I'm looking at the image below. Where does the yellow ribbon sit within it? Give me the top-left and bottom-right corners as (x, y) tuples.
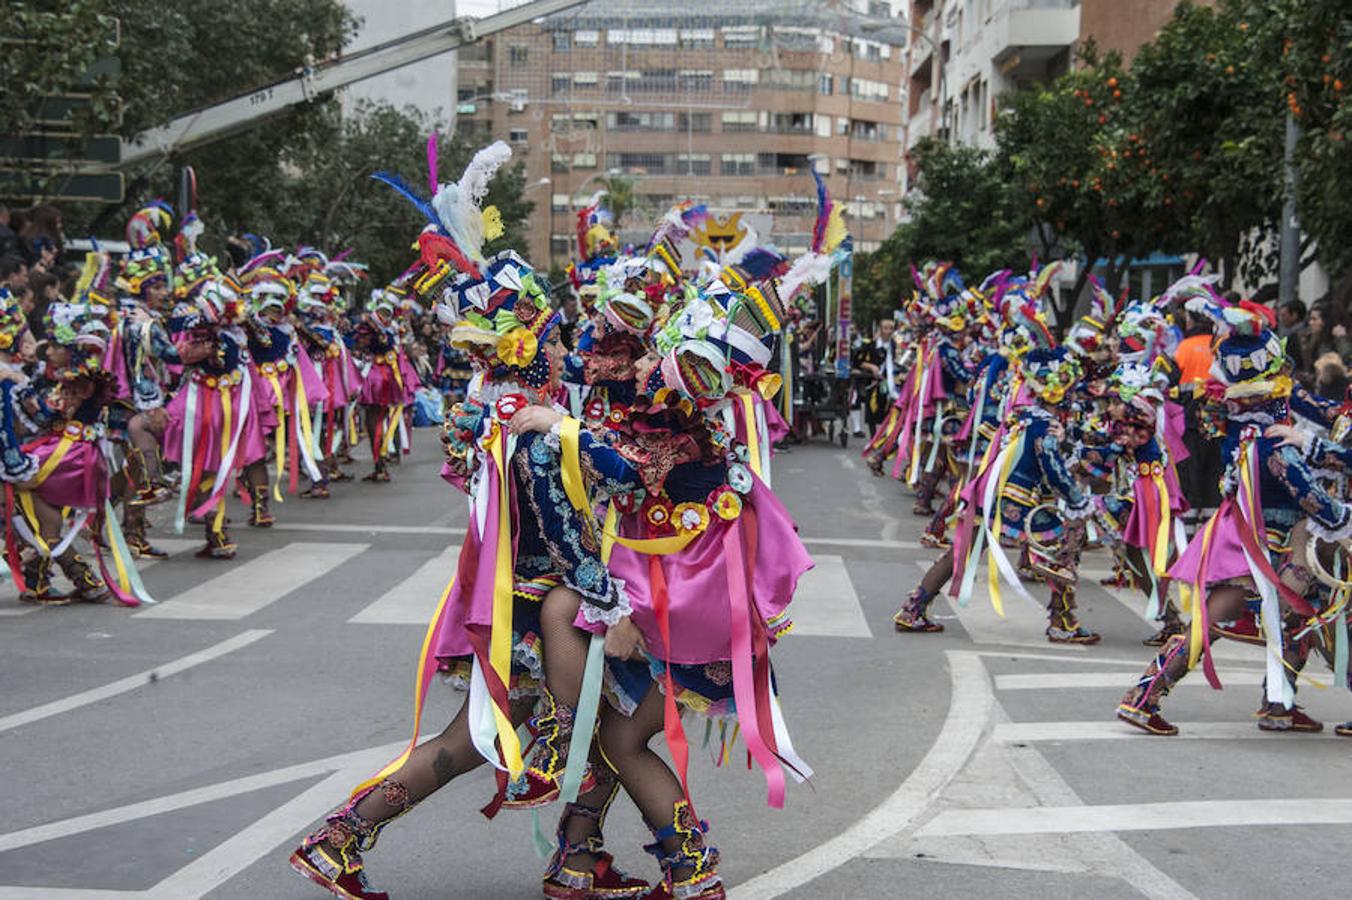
(264, 373), (287, 502)
(294, 370), (318, 468)
(380, 404), (405, 457)
(215, 387), (233, 532)
(1152, 473), (1171, 579)
(985, 441), (1020, 619)
(605, 529), (700, 556)
(737, 390), (763, 480)
(559, 417), (590, 514)
(487, 424), (524, 778)
(17, 433), (79, 555)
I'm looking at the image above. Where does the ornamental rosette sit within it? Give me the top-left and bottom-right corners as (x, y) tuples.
(707, 485), (743, 521)
(497, 328), (538, 368)
(673, 501), (710, 535)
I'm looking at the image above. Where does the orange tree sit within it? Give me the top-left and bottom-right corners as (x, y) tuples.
(1240, 0), (1352, 284)
(995, 44), (1170, 330)
(1128, 0), (1285, 288)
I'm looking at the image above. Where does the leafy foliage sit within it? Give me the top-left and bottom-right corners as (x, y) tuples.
(3, 0), (534, 286)
(854, 138), (1030, 327)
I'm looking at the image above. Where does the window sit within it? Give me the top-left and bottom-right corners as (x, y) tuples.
(767, 112), (813, 134)
(722, 25), (761, 48)
(551, 74), (570, 93)
(574, 30), (600, 48)
(722, 68), (759, 86)
(551, 235), (572, 257)
(678, 69), (714, 91)
(606, 111), (676, 131)
(721, 110), (757, 133)
(816, 115), (833, 138)
(678, 112), (711, 132)
(836, 116), (849, 136)
(819, 74), (833, 96)
(849, 77), (890, 101)
(551, 193), (570, 212)
(721, 153), (756, 176)
(680, 28), (714, 49)
(763, 68), (818, 91)
(551, 152), (598, 172)
(573, 71), (598, 86)
(509, 45), (529, 66)
(509, 128), (529, 143)
(757, 152), (811, 175)
(678, 153), (712, 176)
(608, 28), (677, 46)
(606, 70), (641, 92)
(552, 32), (571, 51)
(606, 152), (671, 174)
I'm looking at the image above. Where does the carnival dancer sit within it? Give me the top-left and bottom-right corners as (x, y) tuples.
(352, 286), (407, 483)
(239, 260), (327, 517)
(295, 265), (365, 493)
(112, 204), (182, 558)
(0, 288), (108, 604)
(164, 250), (271, 560)
(1116, 297), (1352, 735)
(287, 140), (623, 900)
(510, 294), (811, 900)
(897, 290), (1103, 642)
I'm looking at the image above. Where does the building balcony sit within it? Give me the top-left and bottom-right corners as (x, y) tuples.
(906, 106), (932, 150)
(992, 0), (1081, 77)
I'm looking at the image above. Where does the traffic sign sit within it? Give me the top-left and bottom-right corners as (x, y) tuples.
(0, 170), (125, 203)
(0, 134), (121, 165)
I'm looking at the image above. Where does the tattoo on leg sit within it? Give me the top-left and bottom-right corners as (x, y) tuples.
(433, 748), (456, 787)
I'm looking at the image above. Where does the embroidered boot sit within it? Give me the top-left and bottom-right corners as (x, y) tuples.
(1046, 586), (1099, 644)
(639, 802), (724, 900)
(248, 484), (274, 527)
(361, 457), (390, 483)
(18, 554), (71, 605)
(1117, 633), (1188, 735)
(893, 585), (944, 633)
(543, 774), (649, 900)
(56, 550), (111, 603)
(123, 507), (169, 559)
(1256, 702), (1324, 732)
(912, 469), (941, 516)
(127, 447), (172, 507)
(196, 518), (237, 560)
(1142, 599), (1185, 646)
(289, 780), (414, 900)
(504, 689), (596, 810)
(300, 478), (330, 499)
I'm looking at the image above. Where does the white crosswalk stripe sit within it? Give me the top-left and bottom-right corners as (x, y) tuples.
(993, 720), (1344, 743)
(349, 547), (459, 624)
(0, 538), (201, 616)
(135, 542), (368, 620)
(786, 554), (873, 638)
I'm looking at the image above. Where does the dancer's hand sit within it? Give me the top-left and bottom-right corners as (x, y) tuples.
(508, 405), (562, 436)
(604, 616), (647, 661)
(1265, 423), (1310, 450)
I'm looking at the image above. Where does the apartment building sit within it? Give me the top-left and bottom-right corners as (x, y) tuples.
(454, 1), (910, 268)
(903, 0), (1197, 161)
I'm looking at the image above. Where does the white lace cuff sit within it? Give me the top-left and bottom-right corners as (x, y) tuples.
(578, 576), (633, 628)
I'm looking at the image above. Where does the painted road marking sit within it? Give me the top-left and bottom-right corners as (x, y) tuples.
(135, 543), (367, 620)
(0, 739), (411, 900)
(917, 798), (1352, 837)
(785, 555), (873, 638)
(993, 720), (1344, 743)
(349, 547), (459, 625)
(914, 562), (1089, 653)
(994, 669), (1277, 691)
(270, 522), (464, 536)
(0, 630), (271, 734)
(729, 651), (991, 900)
(0, 539), (201, 616)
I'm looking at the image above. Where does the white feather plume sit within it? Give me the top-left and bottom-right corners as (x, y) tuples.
(432, 140), (513, 265)
(778, 252), (833, 301)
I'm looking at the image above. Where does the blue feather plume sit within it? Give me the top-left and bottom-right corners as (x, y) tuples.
(371, 171), (440, 226)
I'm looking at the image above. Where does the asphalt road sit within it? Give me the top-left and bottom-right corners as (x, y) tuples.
(2, 434), (1350, 900)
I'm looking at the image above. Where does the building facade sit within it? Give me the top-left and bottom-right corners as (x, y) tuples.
(455, 1), (910, 268)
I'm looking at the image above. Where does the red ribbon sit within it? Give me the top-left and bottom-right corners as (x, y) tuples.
(5, 485), (26, 593)
(651, 551), (697, 818)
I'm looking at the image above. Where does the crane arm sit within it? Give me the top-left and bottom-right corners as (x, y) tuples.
(119, 0), (583, 168)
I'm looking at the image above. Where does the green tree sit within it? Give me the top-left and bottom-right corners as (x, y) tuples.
(1235, 0), (1352, 284)
(1129, 0), (1285, 287)
(594, 174), (636, 227)
(855, 138), (1030, 327)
